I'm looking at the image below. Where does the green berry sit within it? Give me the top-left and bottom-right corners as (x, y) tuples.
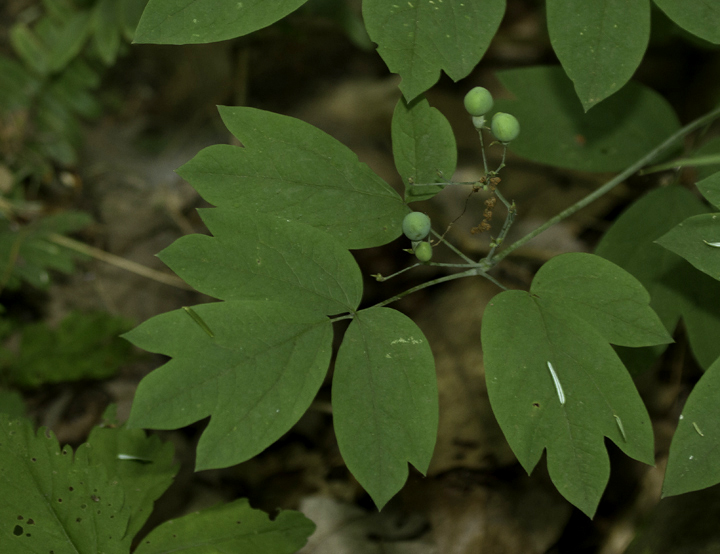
(402, 212), (431, 241)
(471, 115), (485, 129)
(491, 112), (520, 143)
(414, 241), (433, 262)
(464, 87), (494, 117)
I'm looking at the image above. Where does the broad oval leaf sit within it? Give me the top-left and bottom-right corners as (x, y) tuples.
(158, 208), (363, 315)
(177, 106), (408, 250)
(133, 0), (309, 44)
(135, 498), (315, 554)
(362, 0), (505, 101)
(653, 0), (720, 44)
(333, 307), (438, 510)
(656, 214), (720, 281)
(547, 0), (650, 111)
(531, 252), (672, 347)
(494, 66), (680, 172)
(663, 356), (720, 497)
(392, 95), (457, 203)
(482, 291), (654, 517)
(124, 300), (332, 471)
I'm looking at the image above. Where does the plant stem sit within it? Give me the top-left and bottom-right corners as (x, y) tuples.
(491, 104), (720, 265)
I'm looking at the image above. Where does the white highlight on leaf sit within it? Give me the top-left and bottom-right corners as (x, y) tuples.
(703, 240), (720, 247)
(693, 422), (704, 437)
(390, 336), (423, 345)
(613, 414), (627, 441)
(546, 361), (565, 405)
(117, 454), (151, 461)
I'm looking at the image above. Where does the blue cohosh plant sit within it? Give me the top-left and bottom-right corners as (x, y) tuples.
(3, 1), (720, 552)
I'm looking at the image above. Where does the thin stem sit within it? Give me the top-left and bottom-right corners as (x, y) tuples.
(372, 263), (420, 282)
(431, 229), (474, 264)
(48, 233), (192, 290)
(491, 104), (720, 266)
(496, 144), (508, 172)
(410, 180), (479, 187)
(638, 154), (720, 175)
(373, 268), (479, 309)
(484, 200), (516, 264)
(478, 129), (490, 175)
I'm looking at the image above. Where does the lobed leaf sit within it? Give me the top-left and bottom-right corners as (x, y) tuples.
(124, 300), (332, 471)
(531, 253), (672, 347)
(653, 0), (720, 44)
(596, 186), (720, 372)
(177, 106), (407, 250)
(391, 95), (457, 203)
(158, 208), (363, 315)
(134, 498), (314, 554)
(362, 0), (505, 101)
(494, 66), (680, 172)
(662, 356), (720, 497)
(134, 0), (309, 44)
(656, 214), (720, 281)
(333, 307), (438, 510)
(482, 255), (660, 517)
(547, 0), (650, 111)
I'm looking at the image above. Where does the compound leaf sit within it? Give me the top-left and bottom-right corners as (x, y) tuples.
(653, 0), (720, 44)
(333, 307), (438, 510)
(362, 0), (505, 101)
(0, 414), (132, 553)
(531, 253), (672, 347)
(662, 356), (720, 497)
(159, 208), (363, 315)
(482, 258), (657, 517)
(177, 106), (407, 250)
(134, 0), (309, 44)
(135, 498), (314, 554)
(547, 0), (650, 111)
(494, 66), (680, 172)
(124, 300), (332, 471)
(656, 214), (720, 281)
(392, 95), (457, 203)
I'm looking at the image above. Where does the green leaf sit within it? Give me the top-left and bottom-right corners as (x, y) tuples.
(663, 357), (720, 497)
(9, 311), (133, 389)
(43, 11), (93, 73)
(530, 253), (672, 347)
(482, 256), (658, 517)
(362, 0), (505, 101)
(125, 300), (332, 471)
(92, 0), (122, 65)
(333, 307), (438, 510)
(494, 66), (680, 172)
(0, 55), (43, 110)
(0, 389), (26, 418)
(596, 186), (720, 372)
(656, 214), (720, 281)
(120, 0), (149, 41)
(133, 0), (309, 44)
(0, 414), (133, 553)
(158, 208), (363, 315)
(696, 171), (720, 210)
(391, 95), (457, 203)
(177, 106), (407, 249)
(9, 24), (51, 75)
(84, 406), (179, 540)
(134, 498), (315, 554)
(547, 0), (650, 111)
(654, 0), (720, 44)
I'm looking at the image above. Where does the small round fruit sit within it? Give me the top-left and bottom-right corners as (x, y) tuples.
(464, 87), (494, 116)
(471, 115), (485, 129)
(414, 241), (433, 262)
(402, 212), (431, 241)
(491, 112), (520, 142)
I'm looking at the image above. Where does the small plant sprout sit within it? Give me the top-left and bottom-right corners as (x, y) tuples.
(546, 361), (565, 405)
